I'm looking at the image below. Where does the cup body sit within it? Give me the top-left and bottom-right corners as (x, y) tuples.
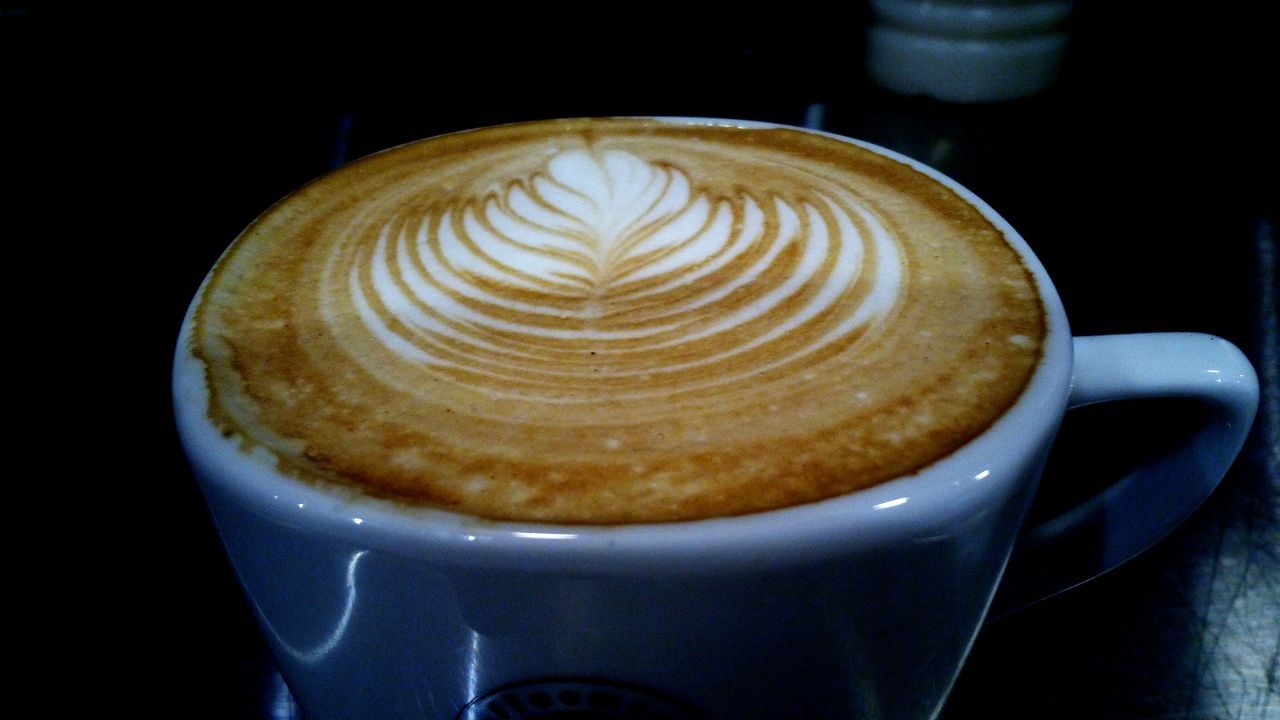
(174, 122), (1074, 720)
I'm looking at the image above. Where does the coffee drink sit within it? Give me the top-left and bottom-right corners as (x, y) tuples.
(189, 118), (1045, 523)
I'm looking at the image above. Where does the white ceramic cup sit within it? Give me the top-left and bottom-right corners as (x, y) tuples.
(173, 120), (1258, 720)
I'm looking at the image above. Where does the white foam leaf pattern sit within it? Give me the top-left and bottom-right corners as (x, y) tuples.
(501, 149), (701, 285)
(346, 149), (902, 402)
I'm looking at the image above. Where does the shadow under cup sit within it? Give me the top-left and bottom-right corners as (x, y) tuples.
(173, 120), (1251, 720)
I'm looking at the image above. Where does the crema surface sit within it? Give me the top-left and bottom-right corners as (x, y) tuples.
(192, 119), (1045, 523)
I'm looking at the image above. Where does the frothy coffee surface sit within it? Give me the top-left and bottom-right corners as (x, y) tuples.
(192, 118), (1044, 523)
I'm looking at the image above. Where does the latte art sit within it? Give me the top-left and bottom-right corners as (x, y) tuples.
(345, 148), (901, 409)
(192, 119), (1045, 523)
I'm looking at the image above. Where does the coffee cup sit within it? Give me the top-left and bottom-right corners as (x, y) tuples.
(173, 117), (1258, 719)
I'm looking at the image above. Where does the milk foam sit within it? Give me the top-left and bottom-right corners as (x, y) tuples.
(347, 149), (901, 402)
(194, 119), (1045, 523)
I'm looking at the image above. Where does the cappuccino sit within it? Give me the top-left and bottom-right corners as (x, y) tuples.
(190, 118), (1044, 523)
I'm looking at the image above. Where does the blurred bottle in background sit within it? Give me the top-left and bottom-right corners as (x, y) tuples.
(867, 0), (1075, 102)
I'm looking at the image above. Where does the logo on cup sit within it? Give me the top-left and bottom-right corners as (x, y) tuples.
(457, 678), (706, 719)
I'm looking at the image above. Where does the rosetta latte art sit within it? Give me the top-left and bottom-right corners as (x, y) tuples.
(194, 119), (1045, 522)
(343, 148), (901, 405)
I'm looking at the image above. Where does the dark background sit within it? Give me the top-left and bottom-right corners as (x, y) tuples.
(12, 3), (1276, 717)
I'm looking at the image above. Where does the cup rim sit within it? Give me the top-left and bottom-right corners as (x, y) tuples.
(173, 116), (1074, 573)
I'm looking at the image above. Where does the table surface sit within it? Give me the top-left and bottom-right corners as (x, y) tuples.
(18, 5), (1276, 718)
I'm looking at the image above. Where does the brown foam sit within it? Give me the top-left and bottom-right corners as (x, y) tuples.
(192, 118), (1045, 523)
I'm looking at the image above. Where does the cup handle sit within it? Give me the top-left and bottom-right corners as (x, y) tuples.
(989, 333), (1259, 618)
